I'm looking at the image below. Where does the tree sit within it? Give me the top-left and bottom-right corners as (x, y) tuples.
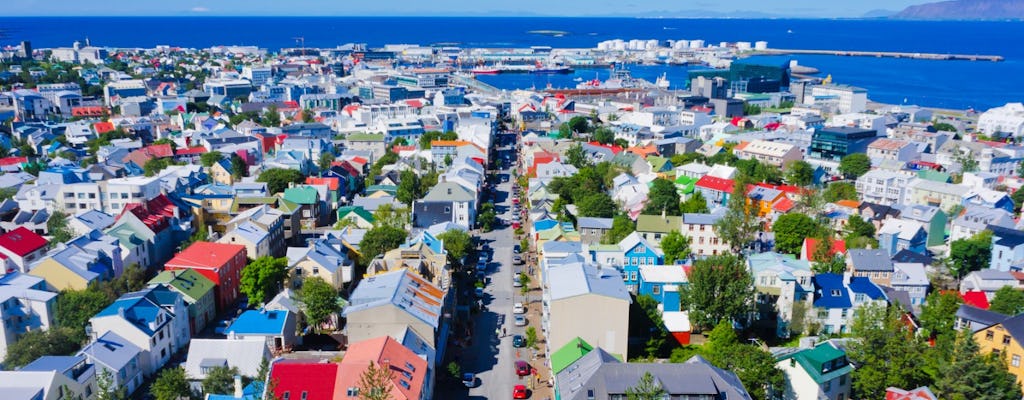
(359, 225), (408, 264)
(661, 231), (690, 264)
(3, 327), (81, 369)
(593, 126), (615, 144)
(845, 215), (876, 240)
(847, 304), (929, 399)
(822, 181), (858, 203)
(603, 214), (635, 244)
(525, 326), (538, 349)
(933, 330), (1023, 400)
(715, 181), (759, 252)
(200, 151), (223, 167)
(143, 157), (172, 177)
(698, 321), (785, 400)
(568, 116), (590, 134)
(478, 208), (497, 232)
(679, 192), (710, 214)
(47, 210), (75, 244)
(784, 160), (815, 186)
(990, 286), (1024, 316)
(437, 229), (473, 268)
(151, 367), (194, 400)
(239, 257), (289, 306)
(256, 168), (305, 194)
(558, 123), (572, 139)
(566, 143), (589, 168)
(949, 230), (993, 279)
(576, 192), (617, 218)
(56, 288), (112, 341)
(201, 366), (240, 395)
(298, 277), (340, 333)
(371, 204), (410, 230)
(838, 153), (871, 179)
(357, 360), (394, 400)
(642, 178), (681, 216)
(919, 291), (964, 338)
(96, 367), (127, 400)
(261, 105), (281, 127)
(625, 371), (667, 400)
(396, 170), (420, 205)
(230, 153), (247, 179)
(933, 122), (957, 132)
(680, 255), (754, 330)
(318, 152), (335, 172)
(772, 213), (819, 255)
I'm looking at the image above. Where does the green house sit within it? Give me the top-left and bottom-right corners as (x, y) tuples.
(148, 269), (216, 334)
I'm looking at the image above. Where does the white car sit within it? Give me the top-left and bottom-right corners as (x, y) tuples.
(513, 302), (526, 314)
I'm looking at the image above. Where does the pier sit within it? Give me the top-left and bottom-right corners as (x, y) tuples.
(753, 48), (1003, 62)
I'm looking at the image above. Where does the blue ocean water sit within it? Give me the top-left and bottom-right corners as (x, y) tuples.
(1, 17), (1022, 109)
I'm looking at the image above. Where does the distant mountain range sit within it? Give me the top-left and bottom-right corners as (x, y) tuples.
(893, 0), (1024, 19)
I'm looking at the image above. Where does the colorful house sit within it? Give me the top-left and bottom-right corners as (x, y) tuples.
(270, 361), (338, 400)
(336, 336), (431, 400)
(637, 265), (688, 312)
(974, 313), (1024, 389)
(0, 226), (49, 273)
(226, 309), (298, 353)
(695, 175), (734, 208)
(617, 232), (664, 292)
(164, 241), (247, 312)
(89, 285), (190, 377)
(336, 205), (375, 229)
(148, 269), (216, 335)
(775, 342), (853, 400)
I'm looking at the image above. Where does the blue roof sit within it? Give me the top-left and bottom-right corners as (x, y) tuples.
(206, 382), (263, 400)
(533, 218), (559, 232)
(227, 310), (289, 335)
(991, 225), (1024, 248)
(812, 273), (851, 309)
(848, 276), (886, 300)
(402, 230), (444, 255)
(21, 355), (86, 373)
(93, 285), (179, 336)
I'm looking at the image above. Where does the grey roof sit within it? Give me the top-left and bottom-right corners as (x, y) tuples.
(956, 304), (1007, 332)
(183, 338), (270, 379)
(897, 204), (942, 223)
(683, 212), (724, 225)
(421, 181), (475, 202)
(541, 240), (584, 255)
(954, 206), (1015, 232)
(577, 217), (613, 230)
(73, 210), (116, 232)
(560, 352), (752, 400)
(848, 249), (894, 272)
(972, 268), (1016, 281)
(547, 263), (631, 302)
(343, 269), (443, 329)
(556, 347), (622, 400)
(78, 331), (142, 372)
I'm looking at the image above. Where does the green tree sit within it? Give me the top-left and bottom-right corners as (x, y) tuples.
(784, 160), (815, 186)
(525, 326), (539, 349)
(239, 256), (289, 306)
(838, 153), (872, 179)
(230, 153), (247, 179)
(603, 214), (635, 244)
(437, 229), (473, 268)
(933, 330), (1023, 400)
(822, 181), (858, 203)
(318, 152), (335, 171)
(734, 158), (782, 184)
(575, 192), (617, 218)
(256, 168), (305, 194)
(661, 231), (690, 264)
(358, 360), (394, 400)
(151, 367), (195, 400)
(919, 291), (964, 338)
(261, 105), (281, 127)
(568, 116), (590, 134)
(990, 286), (1024, 316)
(625, 371), (667, 400)
(680, 255), (754, 330)
(593, 126), (615, 144)
(201, 366), (240, 395)
(359, 225), (408, 263)
(371, 204), (410, 230)
(698, 321), (785, 400)
(47, 210), (75, 244)
(3, 327), (81, 369)
(715, 181), (759, 252)
(0, 187), (18, 201)
(845, 215), (876, 240)
(369, 152), (398, 178)
(96, 367), (127, 400)
(566, 143), (589, 168)
(558, 123), (572, 139)
(847, 304), (929, 399)
(446, 361), (461, 379)
(200, 151), (223, 167)
(679, 192), (710, 214)
(143, 157), (172, 177)
(395, 170), (420, 206)
(56, 288), (111, 342)
(772, 213), (819, 255)
(933, 122), (957, 132)
(949, 230), (993, 279)
(642, 178), (681, 216)
(298, 277), (340, 334)
(478, 208), (497, 232)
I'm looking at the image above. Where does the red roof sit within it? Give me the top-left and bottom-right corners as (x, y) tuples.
(755, 182), (804, 196)
(802, 238), (847, 261)
(0, 227), (48, 256)
(695, 175), (735, 193)
(166, 241), (246, 270)
(174, 146), (208, 156)
(772, 197), (795, 212)
(271, 362), (338, 400)
(336, 336), (428, 400)
(885, 387), (937, 400)
(961, 290), (990, 309)
(72, 106), (106, 117)
(587, 141), (623, 154)
(118, 194), (178, 234)
(0, 156), (28, 166)
(93, 122), (115, 134)
(306, 176), (340, 191)
(392, 145), (416, 153)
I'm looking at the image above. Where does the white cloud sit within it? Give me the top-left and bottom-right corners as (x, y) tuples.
(190, 6), (210, 12)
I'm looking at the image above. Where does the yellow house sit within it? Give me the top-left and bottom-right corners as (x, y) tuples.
(288, 239), (355, 290)
(29, 257), (97, 291)
(974, 315), (1024, 388)
(210, 159), (235, 185)
(365, 232), (450, 289)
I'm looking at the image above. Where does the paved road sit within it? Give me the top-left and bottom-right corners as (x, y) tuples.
(464, 153), (530, 399)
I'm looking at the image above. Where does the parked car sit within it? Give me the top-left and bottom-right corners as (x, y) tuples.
(462, 373), (477, 388)
(513, 255), (523, 265)
(474, 287), (485, 298)
(515, 360), (531, 376)
(512, 334), (525, 348)
(513, 302), (526, 314)
(514, 315), (527, 326)
(513, 244), (520, 254)
(513, 385), (528, 399)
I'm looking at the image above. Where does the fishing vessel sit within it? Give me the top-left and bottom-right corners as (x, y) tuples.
(530, 60), (573, 74)
(471, 66), (501, 75)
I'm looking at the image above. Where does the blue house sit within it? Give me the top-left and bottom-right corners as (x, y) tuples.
(618, 232), (665, 292)
(812, 273), (887, 335)
(877, 218), (928, 257)
(964, 190), (1015, 213)
(638, 265), (688, 312)
(989, 224), (1024, 271)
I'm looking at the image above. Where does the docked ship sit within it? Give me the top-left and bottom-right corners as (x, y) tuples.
(471, 66), (501, 75)
(576, 65), (651, 89)
(530, 60), (573, 74)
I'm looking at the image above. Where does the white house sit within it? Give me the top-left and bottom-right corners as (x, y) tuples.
(775, 342), (853, 400)
(0, 273), (57, 360)
(88, 285), (190, 377)
(978, 102), (1024, 138)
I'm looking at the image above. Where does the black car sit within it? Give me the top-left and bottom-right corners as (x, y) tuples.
(513, 334), (525, 348)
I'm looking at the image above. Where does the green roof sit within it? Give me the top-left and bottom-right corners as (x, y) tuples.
(636, 214), (683, 233)
(588, 244), (621, 252)
(231, 197), (300, 214)
(917, 169), (951, 183)
(647, 156), (670, 172)
(365, 185), (398, 195)
(551, 337), (593, 375)
(283, 186), (320, 205)
(338, 206), (374, 222)
(148, 269), (215, 302)
(777, 343), (852, 384)
(345, 133), (386, 142)
(674, 175), (697, 195)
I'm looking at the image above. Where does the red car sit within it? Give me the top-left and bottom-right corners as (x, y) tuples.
(513, 384), (529, 399)
(515, 360), (531, 376)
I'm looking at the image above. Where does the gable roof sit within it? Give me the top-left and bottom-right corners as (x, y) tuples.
(147, 269), (215, 302)
(270, 361), (338, 400)
(547, 263), (631, 302)
(636, 214), (682, 234)
(77, 331), (142, 372)
(336, 336), (428, 400)
(184, 338), (269, 379)
(552, 337), (594, 375)
(776, 343), (851, 384)
(92, 285), (180, 336)
(0, 227), (48, 256)
(695, 175), (734, 192)
(165, 241), (246, 270)
(848, 249), (894, 272)
(343, 269), (444, 329)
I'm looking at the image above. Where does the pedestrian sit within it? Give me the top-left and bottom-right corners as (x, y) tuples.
(503, 327), (507, 337)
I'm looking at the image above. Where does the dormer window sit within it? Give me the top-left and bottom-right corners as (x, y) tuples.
(830, 289), (842, 297)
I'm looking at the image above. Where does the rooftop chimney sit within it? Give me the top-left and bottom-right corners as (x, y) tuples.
(233, 375), (243, 398)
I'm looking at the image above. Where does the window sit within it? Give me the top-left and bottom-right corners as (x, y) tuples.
(1014, 355), (1021, 367)
(823, 380), (832, 392)
(587, 389), (595, 400)
(839, 374), (846, 386)
(283, 392), (290, 400)
(841, 309), (848, 318)
(987, 331), (995, 341)
(1004, 335), (1012, 345)
(818, 309), (829, 319)
(444, 207), (451, 213)
(301, 391), (308, 400)
(647, 257), (654, 265)
(830, 289), (842, 297)
(652, 285), (661, 295)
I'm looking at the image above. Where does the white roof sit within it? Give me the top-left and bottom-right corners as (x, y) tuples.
(638, 265), (688, 284)
(183, 338), (270, 380)
(662, 311), (691, 332)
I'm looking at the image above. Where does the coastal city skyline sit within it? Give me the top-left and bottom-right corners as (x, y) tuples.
(4, 0), (927, 18)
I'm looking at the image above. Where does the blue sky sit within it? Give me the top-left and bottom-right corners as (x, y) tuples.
(4, 0), (925, 17)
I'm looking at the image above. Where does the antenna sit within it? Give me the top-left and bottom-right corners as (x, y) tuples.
(292, 37), (306, 57)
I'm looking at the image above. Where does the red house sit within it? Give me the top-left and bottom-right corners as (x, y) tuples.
(271, 361), (338, 400)
(164, 241), (247, 311)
